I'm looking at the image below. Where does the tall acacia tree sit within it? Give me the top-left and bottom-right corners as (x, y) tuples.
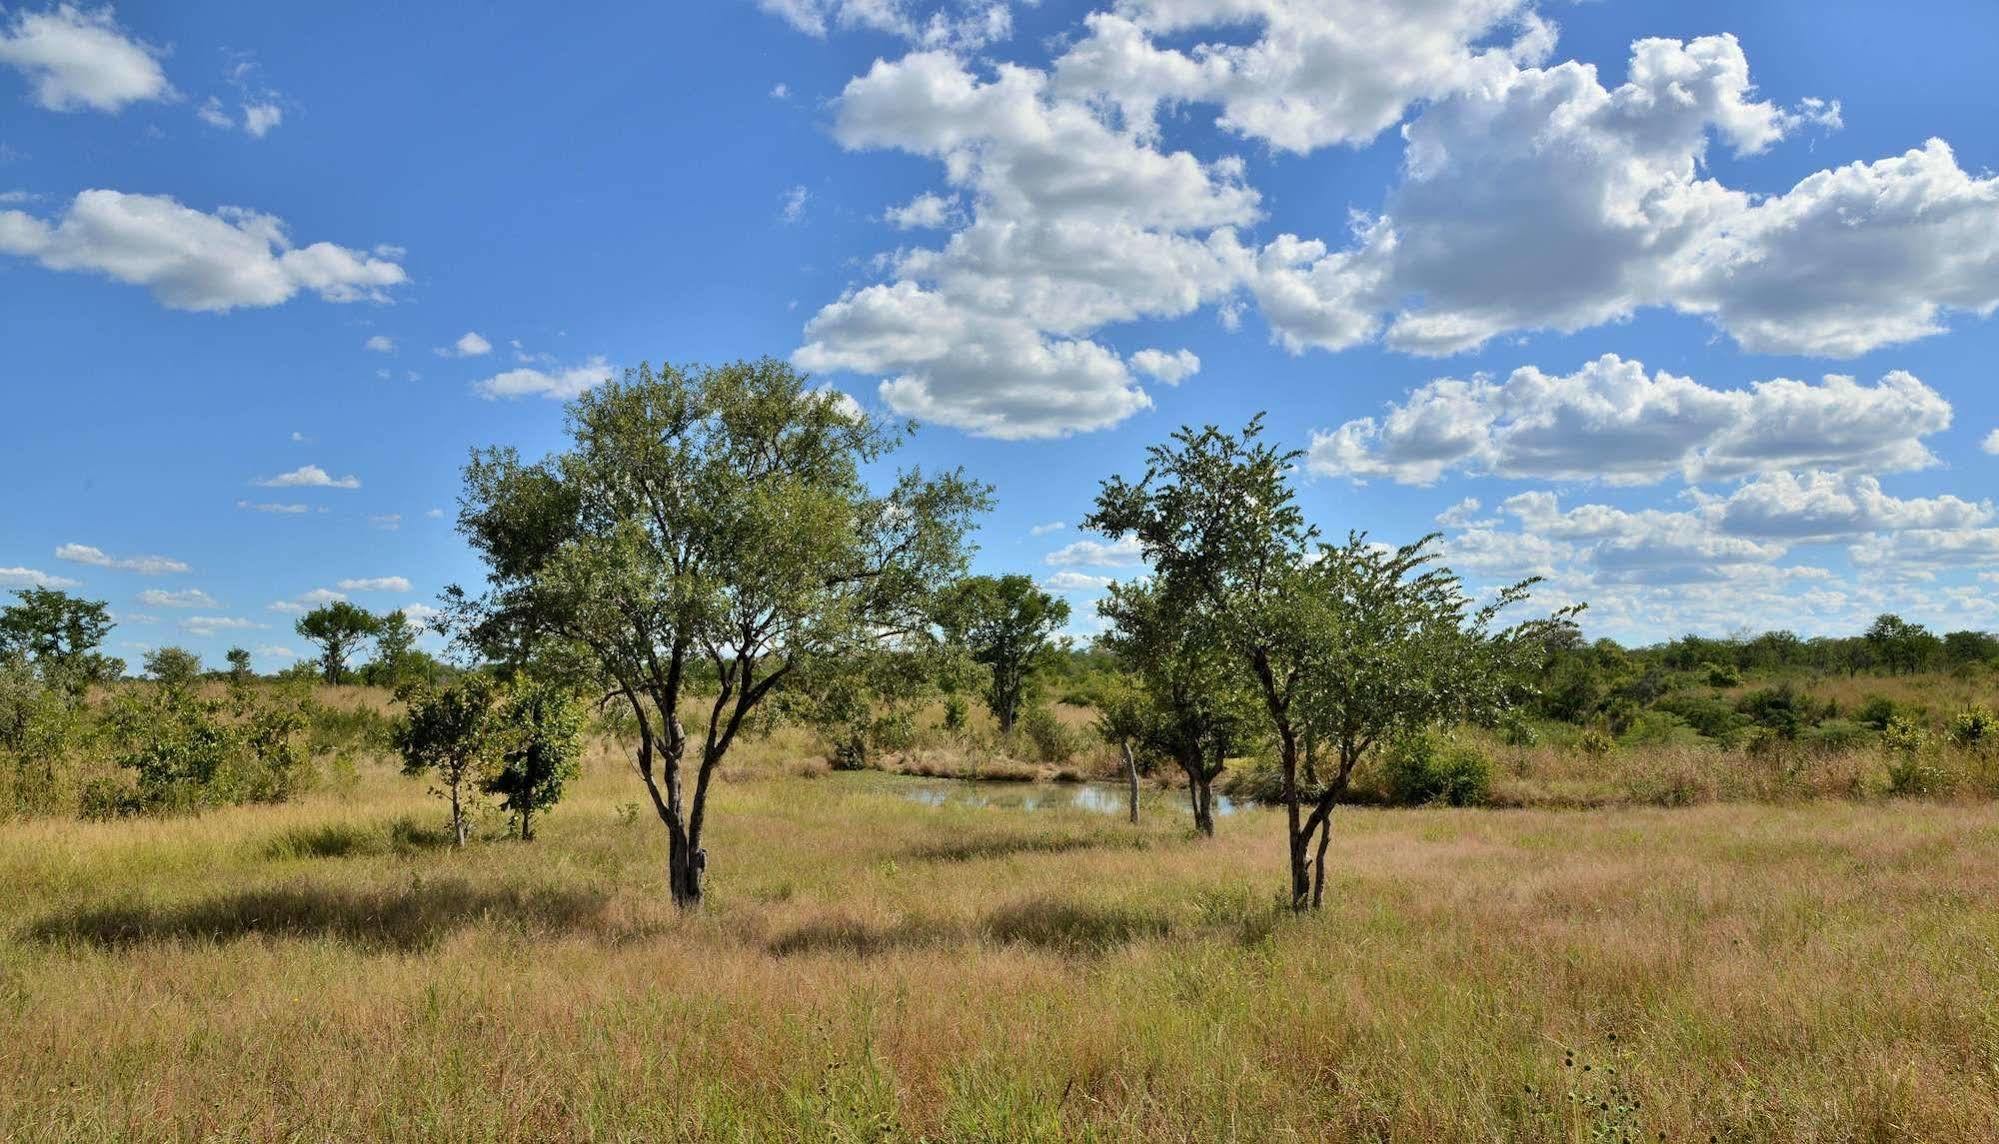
(295, 601), (381, 684)
(451, 358), (987, 907)
(936, 573), (1069, 735)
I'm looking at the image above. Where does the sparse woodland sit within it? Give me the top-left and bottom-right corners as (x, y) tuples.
(3, 361), (1998, 1139)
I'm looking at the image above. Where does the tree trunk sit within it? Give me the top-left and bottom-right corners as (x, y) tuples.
(520, 802), (534, 842)
(668, 828), (705, 907)
(1184, 762), (1214, 837)
(449, 781), (466, 848)
(1310, 808), (1333, 908)
(1121, 740), (1139, 824)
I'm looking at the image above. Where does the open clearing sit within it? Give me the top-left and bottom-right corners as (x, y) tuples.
(4, 756), (1997, 1141)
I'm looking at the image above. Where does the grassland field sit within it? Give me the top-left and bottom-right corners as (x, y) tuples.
(5, 683), (1999, 1143)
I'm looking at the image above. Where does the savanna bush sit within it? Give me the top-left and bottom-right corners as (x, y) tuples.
(1382, 734), (1491, 806)
(1947, 705), (1995, 752)
(1017, 706), (1083, 763)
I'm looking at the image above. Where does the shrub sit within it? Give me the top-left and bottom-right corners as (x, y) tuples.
(1882, 716), (1946, 796)
(1017, 706), (1082, 764)
(1655, 693), (1749, 743)
(1735, 684), (1816, 740)
(1577, 727), (1614, 760)
(1947, 705), (1996, 752)
(1801, 718), (1870, 754)
(1856, 696), (1899, 731)
(1704, 662), (1741, 688)
(1382, 734), (1491, 807)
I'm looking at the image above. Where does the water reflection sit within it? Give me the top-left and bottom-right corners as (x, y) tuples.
(889, 777), (1244, 817)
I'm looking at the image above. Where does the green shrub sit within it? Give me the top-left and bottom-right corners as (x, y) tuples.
(1704, 662), (1741, 688)
(1947, 705), (1996, 751)
(1856, 696), (1898, 730)
(1576, 727), (1614, 760)
(1017, 706), (1082, 764)
(1619, 709), (1703, 748)
(1882, 717), (1945, 796)
(1655, 693), (1749, 743)
(1801, 718), (1870, 754)
(1382, 734), (1491, 807)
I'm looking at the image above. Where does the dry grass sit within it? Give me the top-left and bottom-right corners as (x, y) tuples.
(4, 736), (1999, 1142)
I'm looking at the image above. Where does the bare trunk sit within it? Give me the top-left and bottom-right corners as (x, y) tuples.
(1310, 808), (1332, 908)
(1121, 740), (1139, 824)
(668, 827), (705, 907)
(1184, 760), (1214, 837)
(449, 781), (466, 848)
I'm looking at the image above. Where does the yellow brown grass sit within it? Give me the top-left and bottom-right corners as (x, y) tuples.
(3, 744), (1998, 1140)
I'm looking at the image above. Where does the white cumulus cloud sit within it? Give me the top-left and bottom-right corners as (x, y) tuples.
(0, 4), (170, 113)
(55, 543), (188, 575)
(254, 464), (360, 489)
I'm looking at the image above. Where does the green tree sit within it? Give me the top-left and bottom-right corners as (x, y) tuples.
(225, 646), (254, 684)
(0, 588), (122, 691)
(482, 679), (584, 840)
(1090, 676), (1150, 824)
(1285, 534), (1575, 907)
(1865, 613), (1937, 676)
(366, 609), (421, 689)
(142, 646), (203, 694)
(450, 358), (987, 906)
(393, 676), (496, 847)
(295, 601), (382, 684)
(936, 573), (1070, 735)
(1089, 417), (1573, 908)
(1096, 578), (1259, 835)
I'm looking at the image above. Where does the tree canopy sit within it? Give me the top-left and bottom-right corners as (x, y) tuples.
(450, 357), (989, 905)
(936, 573), (1070, 735)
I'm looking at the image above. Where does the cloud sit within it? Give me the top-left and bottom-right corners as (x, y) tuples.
(757, 0), (1012, 50)
(336, 576), (410, 592)
(235, 499), (308, 514)
(1045, 535), (1144, 567)
(473, 355), (613, 400)
(55, 542), (188, 575)
(252, 644), (296, 660)
(1050, 0), (1549, 153)
(241, 102), (281, 137)
(424, 507), (445, 519)
(0, 566), (79, 589)
(770, 82), (790, 100)
(254, 464), (360, 489)
(794, 48), (1260, 438)
(1984, 429), (1999, 456)
(1309, 355), (1952, 486)
(181, 615), (263, 637)
(1130, 347), (1199, 385)
(1029, 521), (1066, 536)
(437, 330), (491, 357)
(364, 334), (395, 353)
(267, 588), (344, 615)
(0, 190), (406, 311)
(0, 4), (170, 113)
(368, 514), (401, 531)
(779, 184), (809, 224)
(1040, 570), (1114, 592)
(884, 192), (955, 230)
(137, 587), (219, 609)
(1248, 38), (1999, 359)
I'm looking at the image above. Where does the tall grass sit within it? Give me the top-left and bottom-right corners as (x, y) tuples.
(2, 744), (1997, 1140)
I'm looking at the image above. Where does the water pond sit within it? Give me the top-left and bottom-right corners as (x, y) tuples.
(872, 774), (1250, 817)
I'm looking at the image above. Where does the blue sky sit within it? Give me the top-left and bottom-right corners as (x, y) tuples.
(2, 0), (1997, 669)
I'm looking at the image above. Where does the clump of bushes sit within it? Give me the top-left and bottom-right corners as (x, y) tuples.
(1948, 705), (1995, 753)
(1381, 734), (1491, 807)
(1016, 706), (1084, 764)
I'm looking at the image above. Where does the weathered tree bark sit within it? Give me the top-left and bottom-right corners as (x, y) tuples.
(1120, 739), (1140, 824)
(449, 780), (467, 848)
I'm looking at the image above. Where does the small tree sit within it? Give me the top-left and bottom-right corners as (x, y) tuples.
(936, 574), (1070, 735)
(451, 358), (988, 906)
(143, 646), (203, 694)
(1090, 675), (1151, 824)
(296, 601), (382, 684)
(393, 677), (496, 846)
(366, 609), (421, 689)
(1285, 534), (1576, 907)
(225, 646), (254, 684)
(1865, 613), (1938, 675)
(483, 679), (583, 840)
(1096, 578), (1260, 835)
(0, 588), (122, 692)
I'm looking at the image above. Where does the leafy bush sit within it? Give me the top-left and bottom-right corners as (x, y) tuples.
(1576, 727), (1614, 760)
(1017, 705), (1082, 764)
(1882, 716), (1946, 796)
(1947, 705), (1996, 752)
(1704, 662), (1742, 688)
(1856, 696), (1899, 731)
(1382, 734), (1491, 807)
(1619, 709), (1704, 748)
(1655, 693), (1749, 743)
(1800, 719), (1870, 754)
(1735, 684), (1819, 740)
